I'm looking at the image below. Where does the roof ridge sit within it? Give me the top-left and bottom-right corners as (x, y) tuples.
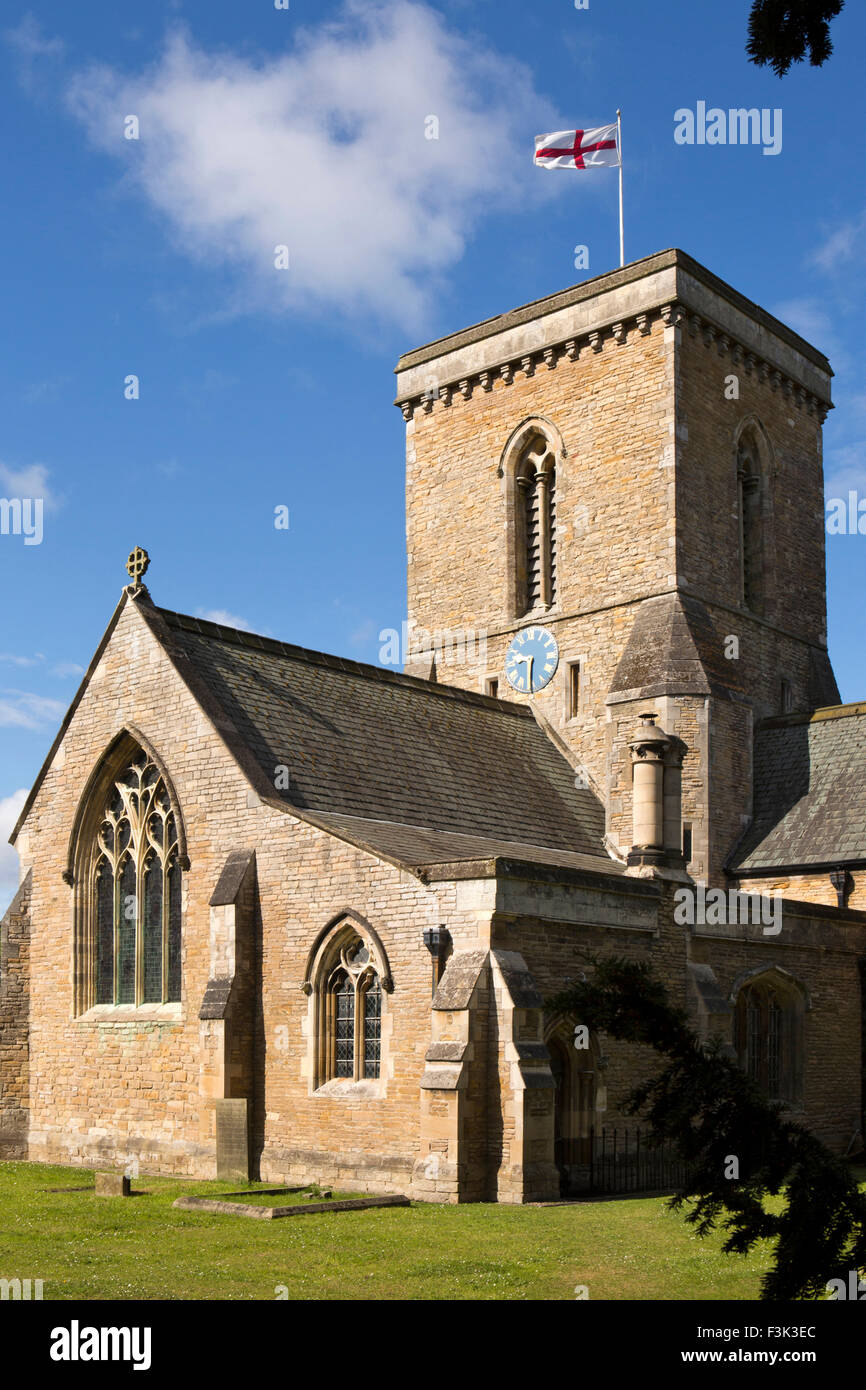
(152, 605), (532, 717)
(759, 700), (866, 730)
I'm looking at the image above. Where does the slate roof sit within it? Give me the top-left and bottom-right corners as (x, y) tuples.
(608, 592), (743, 702)
(134, 601), (618, 877)
(730, 703), (866, 872)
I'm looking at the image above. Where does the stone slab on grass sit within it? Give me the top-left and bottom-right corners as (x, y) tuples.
(173, 1193), (410, 1220)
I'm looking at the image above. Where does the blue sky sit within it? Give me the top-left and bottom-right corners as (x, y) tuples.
(2, 0), (865, 906)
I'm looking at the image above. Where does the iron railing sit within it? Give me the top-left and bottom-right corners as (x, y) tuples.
(587, 1126), (692, 1194)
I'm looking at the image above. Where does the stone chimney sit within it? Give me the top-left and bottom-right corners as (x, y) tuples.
(627, 712), (687, 869)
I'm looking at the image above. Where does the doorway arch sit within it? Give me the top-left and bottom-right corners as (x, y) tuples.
(546, 1019), (604, 1193)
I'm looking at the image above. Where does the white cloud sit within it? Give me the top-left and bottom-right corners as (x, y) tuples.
(0, 653), (83, 678)
(824, 441), (866, 497)
(5, 13), (64, 60)
(0, 690), (67, 729)
(0, 653), (40, 668)
(64, 4), (558, 332)
(813, 211), (866, 275)
(772, 297), (853, 375)
(0, 461), (59, 510)
(196, 608), (255, 632)
(0, 788), (28, 915)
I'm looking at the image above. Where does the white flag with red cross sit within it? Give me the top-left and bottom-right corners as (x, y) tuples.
(534, 123), (620, 170)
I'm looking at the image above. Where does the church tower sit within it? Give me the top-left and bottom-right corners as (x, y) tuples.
(395, 249), (838, 883)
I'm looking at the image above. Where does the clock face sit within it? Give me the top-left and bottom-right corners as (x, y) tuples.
(504, 626), (559, 694)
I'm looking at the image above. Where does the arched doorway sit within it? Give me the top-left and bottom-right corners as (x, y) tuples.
(548, 1026), (600, 1194)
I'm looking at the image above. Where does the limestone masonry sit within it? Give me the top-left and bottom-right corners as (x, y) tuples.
(3, 249), (865, 1201)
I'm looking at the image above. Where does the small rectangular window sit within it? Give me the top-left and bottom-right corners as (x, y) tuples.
(780, 679), (793, 714)
(568, 662), (581, 719)
(485, 677), (499, 698)
(682, 823), (692, 863)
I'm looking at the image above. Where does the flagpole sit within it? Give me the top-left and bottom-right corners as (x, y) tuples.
(616, 108), (624, 267)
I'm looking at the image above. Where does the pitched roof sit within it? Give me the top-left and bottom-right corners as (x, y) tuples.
(129, 601), (617, 877)
(607, 592), (744, 703)
(730, 703), (866, 873)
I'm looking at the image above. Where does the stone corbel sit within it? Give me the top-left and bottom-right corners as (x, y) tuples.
(612, 321), (626, 346)
(520, 355), (535, 378)
(400, 401), (414, 422)
(438, 385), (452, 408)
(458, 379), (472, 400)
(636, 313), (651, 336)
(500, 362), (514, 385)
(479, 370), (493, 392)
(564, 339), (579, 361)
(588, 331), (602, 353)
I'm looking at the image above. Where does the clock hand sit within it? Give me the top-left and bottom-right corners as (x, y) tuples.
(512, 654), (531, 689)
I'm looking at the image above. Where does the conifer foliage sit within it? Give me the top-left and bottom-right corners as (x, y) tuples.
(547, 955), (866, 1300)
(747, 1), (845, 77)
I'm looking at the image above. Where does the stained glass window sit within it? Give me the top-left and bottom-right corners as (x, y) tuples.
(89, 753), (182, 1007)
(95, 861), (115, 1005)
(335, 974), (355, 1078)
(324, 938), (384, 1084)
(143, 858), (163, 1003)
(117, 857), (136, 1004)
(363, 977), (382, 1079)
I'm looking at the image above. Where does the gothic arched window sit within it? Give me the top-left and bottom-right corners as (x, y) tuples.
(89, 752), (183, 1007)
(734, 974), (804, 1105)
(323, 939), (382, 1083)
(737, 434), (764, 614)
(515, 435), (557, 617)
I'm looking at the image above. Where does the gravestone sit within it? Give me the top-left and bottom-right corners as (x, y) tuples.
(95, 1171), (131, 1197)
(214, 1098), (250, 1181)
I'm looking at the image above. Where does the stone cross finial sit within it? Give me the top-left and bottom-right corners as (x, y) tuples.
(125, 545), (150, 590)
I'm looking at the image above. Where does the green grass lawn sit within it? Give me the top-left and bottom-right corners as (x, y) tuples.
(0, 1160), (782, 1300)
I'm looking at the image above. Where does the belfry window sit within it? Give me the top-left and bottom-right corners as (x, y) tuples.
(324, 940), (382, 1082)
(515, 436), (556, 616)
(90, 753), (182, 1006)
(737, 438), (764, 613)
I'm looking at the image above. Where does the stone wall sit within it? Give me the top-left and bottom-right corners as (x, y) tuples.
(0, 870), (31, 1158)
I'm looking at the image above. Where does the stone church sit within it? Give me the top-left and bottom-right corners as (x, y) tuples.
(2, 248), (866, 1202)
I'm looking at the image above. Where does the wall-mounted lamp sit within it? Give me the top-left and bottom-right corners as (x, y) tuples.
(422, 926), (451, 998)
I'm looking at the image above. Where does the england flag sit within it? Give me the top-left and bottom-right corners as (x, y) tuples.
(534, 124), (620, 170)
